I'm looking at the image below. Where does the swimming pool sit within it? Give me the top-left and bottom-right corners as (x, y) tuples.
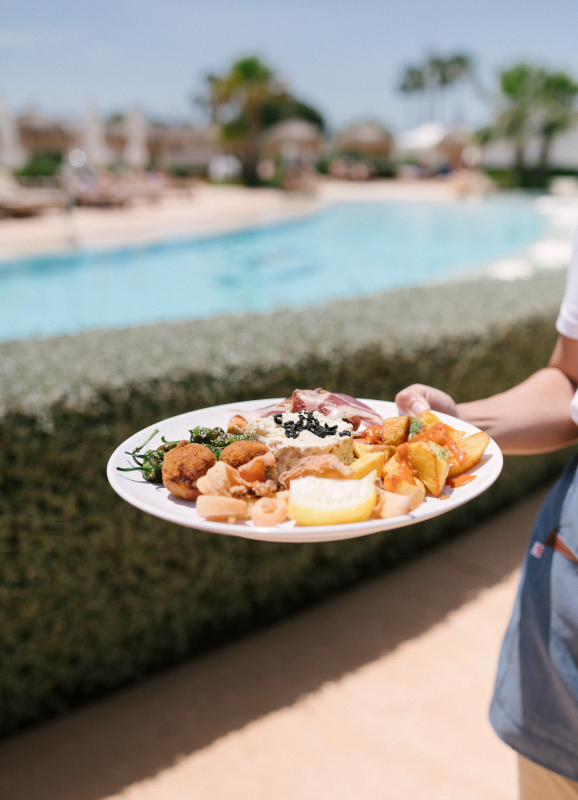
(0, 195), (545, 342)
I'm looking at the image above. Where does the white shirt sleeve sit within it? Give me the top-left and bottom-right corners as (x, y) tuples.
(555, 226), (578, 425)
(556, 226), (578, 339)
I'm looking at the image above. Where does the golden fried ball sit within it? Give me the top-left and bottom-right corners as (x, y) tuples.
(220, 439), (270, 469)
(162, 441), (216, 500)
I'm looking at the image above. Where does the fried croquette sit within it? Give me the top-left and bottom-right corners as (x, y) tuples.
(220, 439), (270, 469)
(162, 441), (216, 500)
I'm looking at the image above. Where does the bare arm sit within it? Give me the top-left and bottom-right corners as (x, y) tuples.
(395, 335), (578, 456)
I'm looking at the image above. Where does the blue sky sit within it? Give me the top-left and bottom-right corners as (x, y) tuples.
(0, 0), (575, 132)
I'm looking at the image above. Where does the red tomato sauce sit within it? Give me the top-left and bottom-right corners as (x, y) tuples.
(364, 425), (384, 444)
(412, 423), (469, 472)
(447, 474), (476, 488)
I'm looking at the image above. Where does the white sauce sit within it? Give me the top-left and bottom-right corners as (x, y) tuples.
(247, 411), (355, 474)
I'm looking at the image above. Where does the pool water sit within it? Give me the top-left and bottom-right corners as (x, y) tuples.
(0, 196), (545, 342)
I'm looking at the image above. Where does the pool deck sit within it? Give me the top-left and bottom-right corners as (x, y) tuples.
(0, 488), (549, 800)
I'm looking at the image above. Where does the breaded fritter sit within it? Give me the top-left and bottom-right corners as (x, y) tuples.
(220, 439), (270, 469)
(162, 441), (216, 500)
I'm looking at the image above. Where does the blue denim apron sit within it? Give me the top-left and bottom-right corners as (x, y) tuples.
(490, 455), (578, 780)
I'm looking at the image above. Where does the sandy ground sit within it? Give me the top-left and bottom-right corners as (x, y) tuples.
(0, 488), (549, 800)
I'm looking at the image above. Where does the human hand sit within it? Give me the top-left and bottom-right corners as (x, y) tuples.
(395, 384), (459, 418)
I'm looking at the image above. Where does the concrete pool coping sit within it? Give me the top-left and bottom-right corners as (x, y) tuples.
(0, 486), (549, 800)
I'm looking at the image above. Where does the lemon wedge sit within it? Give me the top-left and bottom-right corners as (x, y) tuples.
(288, 471), (377, 526)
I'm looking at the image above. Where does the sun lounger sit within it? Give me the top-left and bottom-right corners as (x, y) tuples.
(0, 170), (66, 217)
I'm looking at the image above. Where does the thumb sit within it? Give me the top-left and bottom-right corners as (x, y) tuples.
(395, 385), (432, 416)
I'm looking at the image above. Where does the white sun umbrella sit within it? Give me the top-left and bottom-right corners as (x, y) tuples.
(0, 99), (26, 170)
(81, 106), (113, 167)
(122, 108), (149, 169)
(396, 121), (447, 154)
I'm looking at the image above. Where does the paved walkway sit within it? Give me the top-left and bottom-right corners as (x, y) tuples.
(0, 489), (547, 800)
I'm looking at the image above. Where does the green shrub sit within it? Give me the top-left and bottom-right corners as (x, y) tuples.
(485, 166), (578, 190)
(0, 270), (573, 735)
(15, 152), (62, 179)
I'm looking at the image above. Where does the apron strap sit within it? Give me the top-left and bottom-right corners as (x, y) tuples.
(545, 529), (578, 564)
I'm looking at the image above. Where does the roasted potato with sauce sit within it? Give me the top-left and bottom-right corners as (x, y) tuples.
(447, 432), (490, 478)
(349, 451), (386, 480)
(381, 458), (426, 507)
(381, 415), (410, 446)
(411, 410), (465, 443)
(382, 455), (415, 485)
(404, 440), (450, 497)
(353, 440), (396, 461)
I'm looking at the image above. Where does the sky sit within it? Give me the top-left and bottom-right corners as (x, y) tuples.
(0, 0), (577, 133)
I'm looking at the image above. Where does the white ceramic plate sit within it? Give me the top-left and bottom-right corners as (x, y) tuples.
(107, 398), (503, 544)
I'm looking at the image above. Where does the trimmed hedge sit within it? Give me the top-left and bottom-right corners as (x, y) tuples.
(0, 269), (575, 736)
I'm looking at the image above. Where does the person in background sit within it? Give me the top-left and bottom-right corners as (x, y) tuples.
(395, 227), (578, 800)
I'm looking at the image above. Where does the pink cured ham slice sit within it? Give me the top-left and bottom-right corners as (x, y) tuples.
(229, 388), (383, 434)
(291, 389), (384, 432)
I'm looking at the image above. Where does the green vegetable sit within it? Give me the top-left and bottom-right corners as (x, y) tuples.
(117, 425), (254, 482)
(430, 442), (449, 461)
(408, 418), (425, 439)
(188, 426), (253, 458)
(116, 429), (180, 483)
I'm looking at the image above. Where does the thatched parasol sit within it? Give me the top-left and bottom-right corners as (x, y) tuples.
(334, 122), (392, 157)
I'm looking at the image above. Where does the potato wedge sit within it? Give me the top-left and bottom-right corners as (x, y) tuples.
(447, 432), (490, 478)
(417, 410), (442, 428)
(383, 453), (407, 478)
(381, 416), (410, 446)
(353, 440), (396, 461)
(416, 410), (465, 442)
(405, 440), (450, 497)
(349, 451), (386, 480)
(382, 456), (416, 485)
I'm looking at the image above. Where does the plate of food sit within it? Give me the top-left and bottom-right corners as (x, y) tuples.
(107, 388), (503, 544)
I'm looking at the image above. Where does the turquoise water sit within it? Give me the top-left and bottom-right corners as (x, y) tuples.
(0, 196), (544, 342)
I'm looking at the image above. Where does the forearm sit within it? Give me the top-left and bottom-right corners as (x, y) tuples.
(457, 367), (578, 455)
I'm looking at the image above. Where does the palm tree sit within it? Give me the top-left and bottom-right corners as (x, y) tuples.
(445, 54), (473, 84)
(200, 56), (325, 186)
(398, 65), (427, 126)
(203, 57), (277, 186)
(398, 53), (473, 125)
(442, 54), (474, 123)
(481, 62), (578, 182)
(536, 71), (578, 174)
(480, 62), (544, 179)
